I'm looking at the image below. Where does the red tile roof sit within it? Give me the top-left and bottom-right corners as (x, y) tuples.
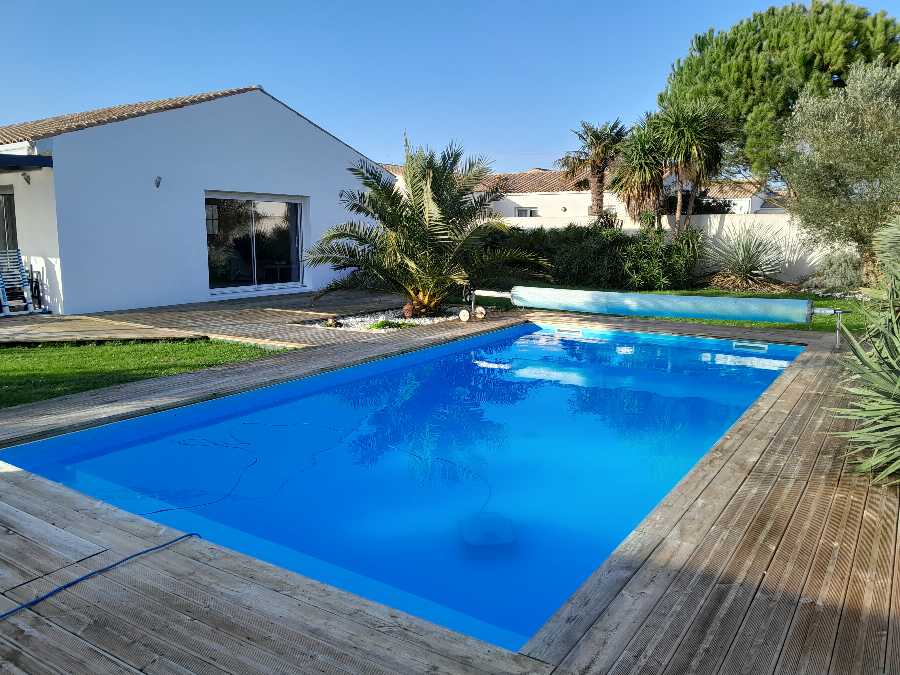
(703, 180), (764, 199)
(381, 164), (591, 193)
(382, 164), (767, 200)
(489, 167), (591, 193)
(0, 86), (261, 145)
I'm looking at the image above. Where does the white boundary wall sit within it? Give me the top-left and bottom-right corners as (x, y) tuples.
(507, 211), (825, 283)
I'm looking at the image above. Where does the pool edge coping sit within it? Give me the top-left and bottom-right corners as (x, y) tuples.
(0, 311), (837, 673)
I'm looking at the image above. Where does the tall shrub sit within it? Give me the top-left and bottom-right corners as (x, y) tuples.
(781, 60), (900, 270)
(837, 218), (900, 483)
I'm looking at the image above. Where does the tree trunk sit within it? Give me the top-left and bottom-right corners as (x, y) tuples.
(404, 290), (442, 317)
(673, 184), (684, 234)
(860, 245), (882, 287)
(589, 167), (605, 217)
(682, 184), (699, 233)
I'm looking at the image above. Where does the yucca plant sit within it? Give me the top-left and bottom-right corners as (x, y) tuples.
(307, 142), (548, 316)
(836, 218), (900, 483)
(704, 226), (785, 290)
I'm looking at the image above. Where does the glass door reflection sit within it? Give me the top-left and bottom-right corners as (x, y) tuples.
(206, 197), (302, 289)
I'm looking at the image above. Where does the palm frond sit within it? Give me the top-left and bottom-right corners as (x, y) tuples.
(307, 139), (538, 314)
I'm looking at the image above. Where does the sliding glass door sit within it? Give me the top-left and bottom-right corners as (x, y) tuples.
(206, 197), (303, 289)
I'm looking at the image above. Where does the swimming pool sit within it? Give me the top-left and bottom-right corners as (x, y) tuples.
(2, 323), (803, 650)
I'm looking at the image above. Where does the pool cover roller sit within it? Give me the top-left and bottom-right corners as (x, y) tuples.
(508, 286), (813, 324)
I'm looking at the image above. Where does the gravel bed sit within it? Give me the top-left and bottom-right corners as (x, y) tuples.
(320, 308), (458, 332)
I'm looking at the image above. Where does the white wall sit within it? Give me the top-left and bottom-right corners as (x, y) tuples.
(688, 213), (823, 282)
(0, 168), (64, 311)
(506, 210), (822, 282)
(493, 191), (594, 221)
(500, 191), (767, 228)
(48, 90), (374, 314)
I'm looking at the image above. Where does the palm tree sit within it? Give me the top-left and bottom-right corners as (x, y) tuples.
(654, 99), (729, 233)
(307, 142), (547, 316)
(609, 116), (666, 225)
(556, 120), (627, 217)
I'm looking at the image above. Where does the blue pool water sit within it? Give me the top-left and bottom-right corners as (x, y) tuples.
(2, 324), (802, 649)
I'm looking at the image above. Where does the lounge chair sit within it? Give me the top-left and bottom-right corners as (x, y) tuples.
(0, 249), (39, 316)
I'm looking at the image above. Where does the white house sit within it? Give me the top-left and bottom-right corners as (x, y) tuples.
(0, 87), (379, 314)
(381, 164), (783, 229)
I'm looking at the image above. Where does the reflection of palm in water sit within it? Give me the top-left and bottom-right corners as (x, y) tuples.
(134, 422), (495, 519)
(135, 343), (532, 516)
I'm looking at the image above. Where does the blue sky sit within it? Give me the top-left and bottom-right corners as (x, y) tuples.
(3, 1), (899, 171)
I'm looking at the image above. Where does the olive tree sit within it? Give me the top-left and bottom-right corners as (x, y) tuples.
(781, 60), (900, 270)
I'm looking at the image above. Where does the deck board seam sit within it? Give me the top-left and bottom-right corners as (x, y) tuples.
(735, 402), (850, 675)
(0, 472), (544, 675)
(533, 346), (820, 669)
(0, 547), (111, 597)
(823, 482), (872, 675)
(529, 359), (805, 668)
(598, 347), (830, 673)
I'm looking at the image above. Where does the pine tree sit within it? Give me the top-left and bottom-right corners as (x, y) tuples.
(660, 1), (900, 176)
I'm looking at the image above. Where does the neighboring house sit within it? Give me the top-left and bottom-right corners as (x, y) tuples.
(0, 87), (377, 314)
(381, 164), (781, 229)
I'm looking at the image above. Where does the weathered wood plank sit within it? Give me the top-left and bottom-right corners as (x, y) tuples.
(6, 563), (323, 675)
(0, 310), (839, 674)
(0, 499), (104, 561)
(0, 470), (549, 675)
(773, 475), (870, 675)
(716, 479), (834, 675)
(6, 578), (232, 675)
(828, 483), (897, 675)
(716, 411), (846, 675)
(887, 475), (900, 675)
(550, 348), (832, 672)
(0, 595), (139, 675)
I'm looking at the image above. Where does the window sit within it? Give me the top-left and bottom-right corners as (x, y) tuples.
(515, 207), (539, 217)
(0, 193), (17, 251)
(205, 204), (219, 235)
(205, 197), (303, 289)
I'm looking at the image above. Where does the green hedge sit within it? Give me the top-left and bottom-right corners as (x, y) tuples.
(485, 224), (703, 291)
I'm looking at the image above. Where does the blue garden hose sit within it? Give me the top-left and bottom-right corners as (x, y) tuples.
(0, 532), (200, 622)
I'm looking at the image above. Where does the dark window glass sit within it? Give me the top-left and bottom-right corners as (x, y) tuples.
(205, 198), (302, 289)
(206, 198), (254, 288)
(0, 194), (18, 251)
(254, 201), (301, 285)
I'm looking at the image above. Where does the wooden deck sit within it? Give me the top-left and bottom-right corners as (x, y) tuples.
(0, 315), (201, 346)
(0, 290), (404, 347)
(94, 290), (405, 347)
(0, 311), (893, 674)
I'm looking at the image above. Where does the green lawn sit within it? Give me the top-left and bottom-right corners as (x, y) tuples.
(476, 288), (871, 333)
(0, 340), (275, 409)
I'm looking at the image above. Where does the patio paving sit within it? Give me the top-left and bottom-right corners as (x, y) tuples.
(95, 289), (406, 347)
(0, 290), (405, 348)
(0, 312), (893, 674)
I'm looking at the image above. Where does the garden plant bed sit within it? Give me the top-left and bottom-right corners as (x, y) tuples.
(319, 307), (458, 332)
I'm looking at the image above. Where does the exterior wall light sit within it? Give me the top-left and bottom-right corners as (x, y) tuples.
(154, 176), (162, 189)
